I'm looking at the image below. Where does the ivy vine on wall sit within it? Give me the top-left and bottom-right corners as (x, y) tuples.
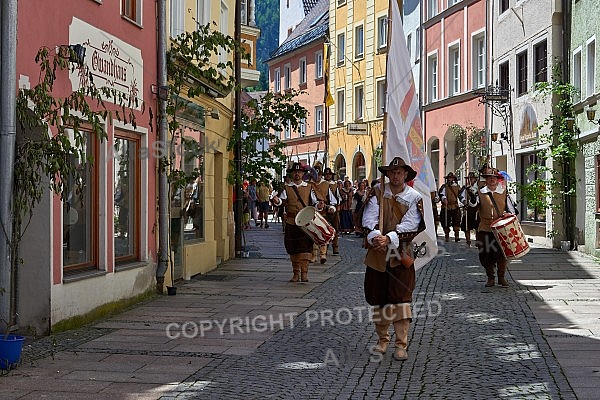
(516, 62), (578, 238)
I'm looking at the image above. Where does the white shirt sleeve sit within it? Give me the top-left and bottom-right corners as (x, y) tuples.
(328, 188), (338, 206)
(362, 194), (379, 231)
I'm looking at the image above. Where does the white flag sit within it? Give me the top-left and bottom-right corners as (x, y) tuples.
(386, 0), (438, 270)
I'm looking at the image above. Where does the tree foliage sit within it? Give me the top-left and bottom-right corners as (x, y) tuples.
(227, 89), (308, 184)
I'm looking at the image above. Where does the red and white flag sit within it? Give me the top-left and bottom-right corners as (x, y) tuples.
(385, 0), (438, 269)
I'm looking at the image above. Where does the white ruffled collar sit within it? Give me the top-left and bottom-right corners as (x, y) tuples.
(286, 181), (308, 187)
(480, 184), (505, 194)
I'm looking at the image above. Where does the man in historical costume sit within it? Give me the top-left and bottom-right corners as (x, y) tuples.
(247, 179), (258, 227)
(430, 184), (440, 236)
(458, 171), (480, 247)
(256, 180), (272, 228)
(271, 163), (327, 283)
(439, 172), (461, 242)
(362, 157), (425, 361)
(323, 168), (341, 255)
(476, 167), (517, 288)
(310, 167), (338, 264)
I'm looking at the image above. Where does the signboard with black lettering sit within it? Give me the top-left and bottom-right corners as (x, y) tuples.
(347, 123), (369, 135)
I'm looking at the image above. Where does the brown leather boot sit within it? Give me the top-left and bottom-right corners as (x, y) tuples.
(393, 319), (410, 361)
(300, 262), (309, 282)
(310, 245), (318, 263)
(373, 323), (390, 353)
(444, 232), (450, 242)
(497, 261), (509, 287)
(484, 265), (495, 287)
(454, 231), (460, 242)
(332, 233), (339, 254)
(289, 259), (300, 283)
(320, 245), (327, 264)
(372, 307), (391, 353)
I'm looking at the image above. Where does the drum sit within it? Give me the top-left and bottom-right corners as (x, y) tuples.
(490, 214), (530, 260)
(295, 206), (336, 245)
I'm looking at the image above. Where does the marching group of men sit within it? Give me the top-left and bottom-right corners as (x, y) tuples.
(272, 157), (519, 361)
(436, 170), (481, 246)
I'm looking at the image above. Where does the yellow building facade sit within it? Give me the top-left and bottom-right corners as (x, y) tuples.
(167, 0), (259, 281)
(327, 0), (388, 182)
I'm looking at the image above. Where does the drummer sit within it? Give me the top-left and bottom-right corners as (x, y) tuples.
(271, 162), (329, 283)
(310, 167), (338, 264)
(475, 167), (518, 288)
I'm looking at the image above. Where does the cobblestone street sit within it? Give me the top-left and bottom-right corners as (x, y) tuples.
(177, 233), (575, 399)
(4, 222), (597, 399)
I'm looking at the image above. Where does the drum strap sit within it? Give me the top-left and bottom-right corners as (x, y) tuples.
(486, 192), (502, 216)
(291, 186), (307, 208)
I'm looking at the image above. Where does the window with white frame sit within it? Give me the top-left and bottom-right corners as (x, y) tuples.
(315, 50), (323, 79)
(473, 34), (485, 88)
(299, 57), (307, 84)
(449, 45), (460, 96)
(284, 64), (291, 90)
(315, 106), (324, 133)
(170, 0), (185, 38)
(407, 33), (412, 60)
(122, 0), (142, 24)
(241, 0), (247, 25)
(354, 84), (364, 120)
(448, 0), (460, 6)
(337, 33), (345, 65)
(499, 61), (509, 91)
(274, 68), (281, 92)
(63, 131), (94, 270)
(376, 79), (386, 116)
(500, 0), (509, 14)
(587, 39), (596, 99)
(573, 49), (582, 102)
(377, 16), (388, 50)
(355, 25), (364, 59)
(197, 0), (210, 26)
(299, 118), (306, 137)
(284, 120), (291, 139)
(337, 89), (345, 124)
(427, 0), (438, 19)
(428, 54), (438, 102)
(415, 28), (421, 62)
(517, 50), (528, 96)
(113, 131), (141, 262)
(534, 40), (547, 84)
(337, 0), (346, 6)
(219, 2), (229, 68)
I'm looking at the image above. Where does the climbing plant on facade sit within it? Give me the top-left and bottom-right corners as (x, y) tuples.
(448, 123), (486, 172)
(517, 62), (578, 238)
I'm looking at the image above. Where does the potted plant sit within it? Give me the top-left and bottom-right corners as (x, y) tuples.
(0, 318), (25, 371)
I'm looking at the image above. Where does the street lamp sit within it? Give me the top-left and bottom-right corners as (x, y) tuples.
(586, 108), (600, 125)
(565, 117), (575, 131)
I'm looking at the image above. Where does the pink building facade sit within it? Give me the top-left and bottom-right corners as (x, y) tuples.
(267, 0), (329, 169)
(422, 0), (487, 184)
(16, 1), (158, 334)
